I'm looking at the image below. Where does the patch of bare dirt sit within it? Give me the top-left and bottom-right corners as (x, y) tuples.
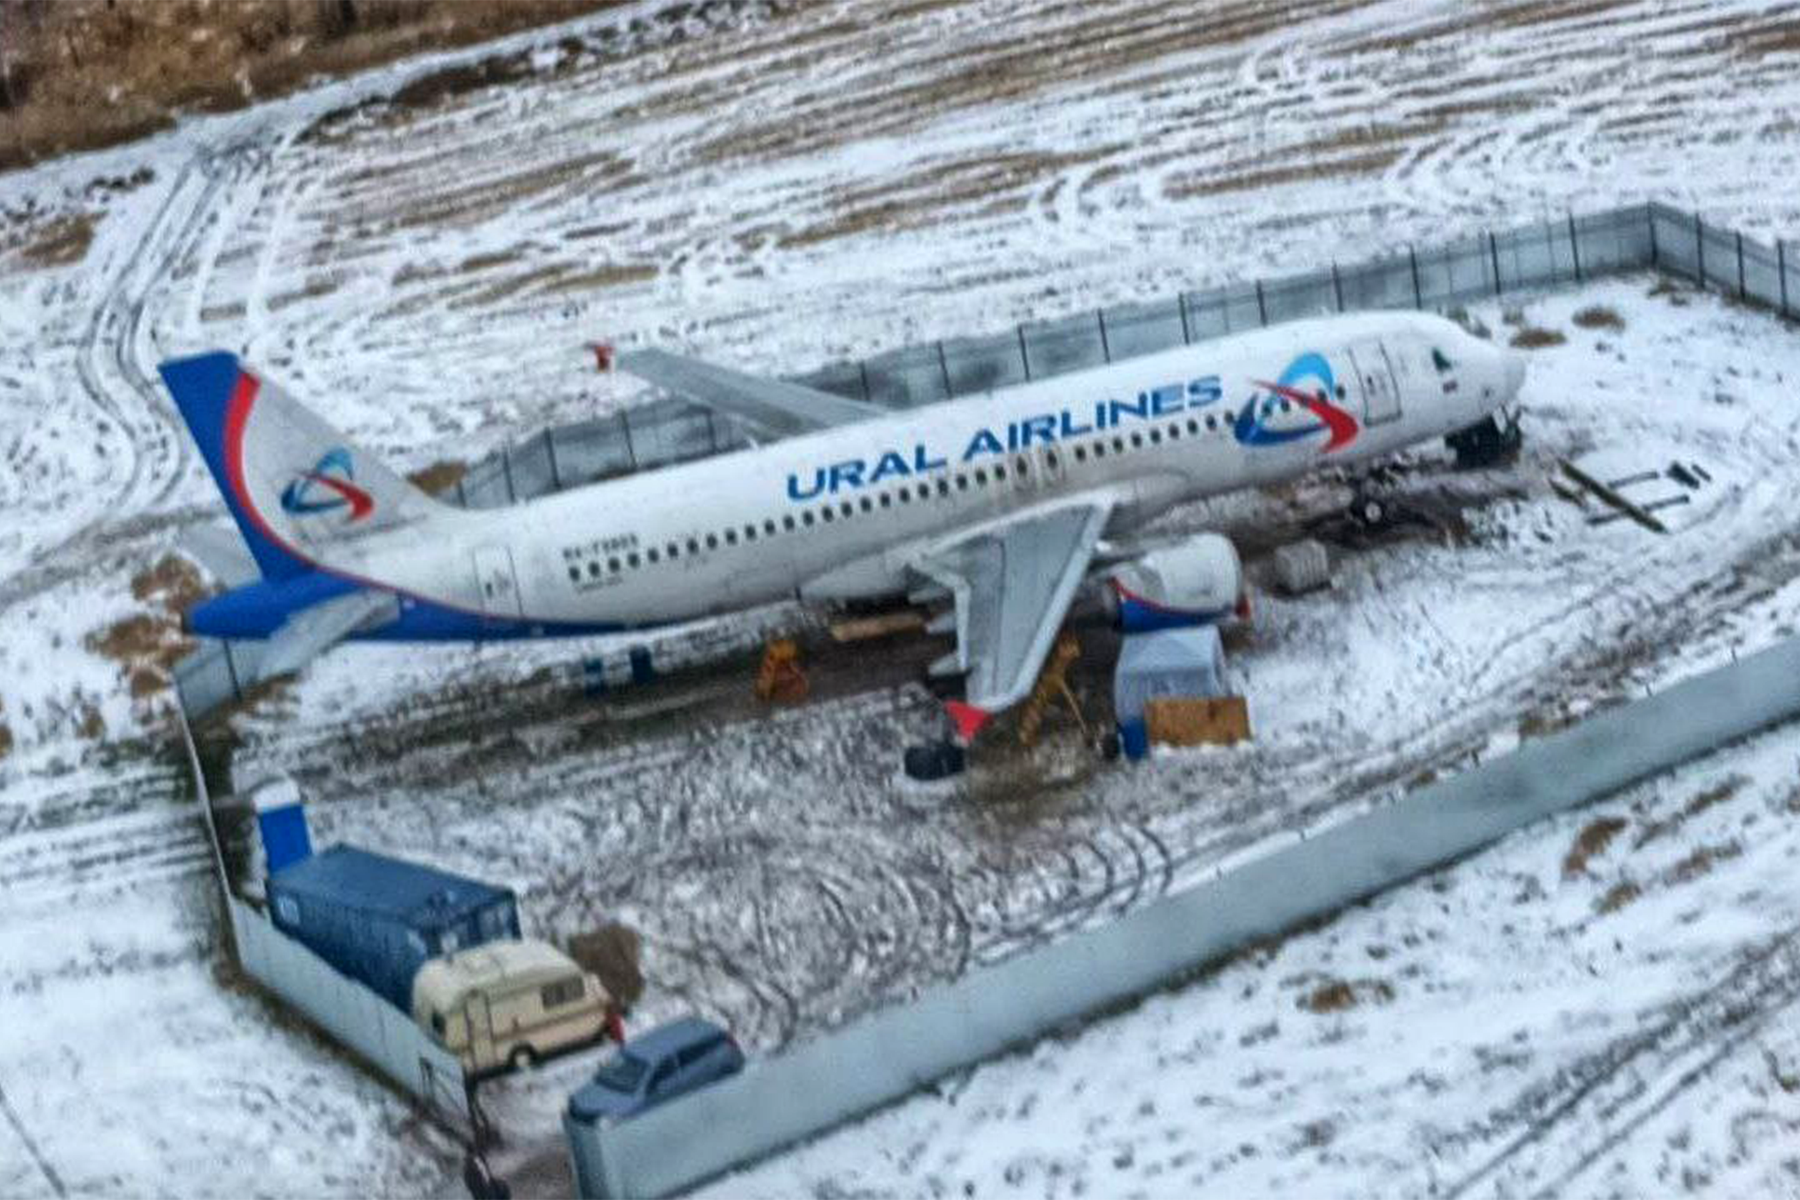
(88, 555), (215, 700)
(408, 460), (469, 496)
(1564, 815), (1628, 877)
(0, 0), (617, 172)
(11, 212), (100, 268)
(1595, 879), (1640, 914)
(1510, 326), (1567, 348)
(1572, 305), (1625, 330)
(1299, 977), (1394, 1014)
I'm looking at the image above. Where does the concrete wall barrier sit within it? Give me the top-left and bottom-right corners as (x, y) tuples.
(568, 637), (1800, 1198)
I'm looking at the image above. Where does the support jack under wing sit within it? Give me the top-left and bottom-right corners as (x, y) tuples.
(910, 498), (1113, 743)
(615, 348), (886, 439)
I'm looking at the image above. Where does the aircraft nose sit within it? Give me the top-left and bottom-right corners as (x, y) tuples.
(1504, 349), (1527, 396)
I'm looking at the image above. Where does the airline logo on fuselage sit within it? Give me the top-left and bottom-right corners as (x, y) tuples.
(785, 356), (1360, 501)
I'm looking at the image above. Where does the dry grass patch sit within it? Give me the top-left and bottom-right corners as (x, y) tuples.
(408, 460), (468, 496)
(1563, 815), (1628, 877)
(14, 212), (100, 268)
(0, 0), (616, 172)
(1595, 879), (1640, 914)
(1666, 840), (1742, 884)
(1510, 326), (1567, 349)
(1572, 305), (1625, 331)
(1299, 977), (1394, 1014)
(88, 554), (214, 699)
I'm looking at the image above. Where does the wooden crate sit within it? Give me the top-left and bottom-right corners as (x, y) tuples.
(1144, 695), (1251, 747)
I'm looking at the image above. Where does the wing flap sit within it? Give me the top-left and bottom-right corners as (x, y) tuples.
(913, 500), (1111, 731)
(616, 348), (885, 438)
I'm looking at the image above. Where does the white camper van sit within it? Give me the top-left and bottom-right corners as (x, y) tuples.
(413, 939), (615, 1073)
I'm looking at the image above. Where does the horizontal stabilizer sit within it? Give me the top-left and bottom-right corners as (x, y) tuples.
(179, 524), (260, 588)
(617, 348), (885, 439)
(258, 589), (398, 682)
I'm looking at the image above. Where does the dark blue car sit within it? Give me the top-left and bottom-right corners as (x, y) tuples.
(566, 1017), (744, 1124)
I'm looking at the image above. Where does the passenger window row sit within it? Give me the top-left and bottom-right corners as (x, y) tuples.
(564, 401), (1314, 585)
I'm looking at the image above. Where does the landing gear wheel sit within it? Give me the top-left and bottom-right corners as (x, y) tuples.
(1446, 411), (1522, 469)
(1351, 494), (1388, 529)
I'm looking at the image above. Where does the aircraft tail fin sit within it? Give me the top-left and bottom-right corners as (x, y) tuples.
(159, 352), (453, 581)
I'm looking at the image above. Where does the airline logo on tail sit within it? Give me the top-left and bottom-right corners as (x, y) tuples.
(1235, 352), (1359, 453)
(280, 447), (375, 522)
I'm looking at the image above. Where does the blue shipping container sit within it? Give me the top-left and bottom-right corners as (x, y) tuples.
(267, 845), (520, 1010)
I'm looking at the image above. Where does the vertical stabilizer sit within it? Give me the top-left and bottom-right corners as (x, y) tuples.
(160, 352), (452, 579)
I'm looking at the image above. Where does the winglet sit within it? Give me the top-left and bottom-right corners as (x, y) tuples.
(945, 700), (992, 745)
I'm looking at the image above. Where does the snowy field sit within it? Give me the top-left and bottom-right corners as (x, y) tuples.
(3, 0), (1800, 1195)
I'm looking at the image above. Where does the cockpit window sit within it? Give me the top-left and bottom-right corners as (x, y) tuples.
(1431, 348), (1454, 373)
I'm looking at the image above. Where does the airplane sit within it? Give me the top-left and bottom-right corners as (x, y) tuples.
(159, 310), (1525, 742)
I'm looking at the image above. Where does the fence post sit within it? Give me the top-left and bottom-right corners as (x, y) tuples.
(1097, 309), (1111, 362)
(500, 443), (516, 503)
(1408, 245), (1422, 308)
(1781, 241), (1791, 317)
(936, 341), (953, 397)
(1331, 262), (1344, 312)
(858, 359), (872, 403)
(1736, 231), (1746, 299)
(1017, 325), (1031, 381)
(1255, 279), (1267, 326)
(1178, 292), (1192, 344)
(1695, 211), (1705, 287)
(619, 409), (636, 469)
(1568, 211), (1582, 284)
(544, 429), (563, 490)
(1647, 203), (1659, 270)
(1488, 230), (1502, 297)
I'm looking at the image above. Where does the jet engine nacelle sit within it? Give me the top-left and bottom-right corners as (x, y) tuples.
(1105, 534), (1243, 634)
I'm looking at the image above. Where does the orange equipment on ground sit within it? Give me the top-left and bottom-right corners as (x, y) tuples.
(1017, 633), (1089, 747)
(754, 637), (809, 704)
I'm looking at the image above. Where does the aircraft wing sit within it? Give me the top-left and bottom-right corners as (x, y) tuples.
(911, 499), (1112, 741)
(257, 588), (399, 682)
(616, 348), (885, 439)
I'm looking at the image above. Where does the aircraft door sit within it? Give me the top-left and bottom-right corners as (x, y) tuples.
(471, 546), (524, 620)
(1348, 341), (1402, 426)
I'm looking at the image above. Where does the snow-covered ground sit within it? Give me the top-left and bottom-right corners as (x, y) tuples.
(3, 0), (1800, 1195)
(708, 725), (1800, 1200)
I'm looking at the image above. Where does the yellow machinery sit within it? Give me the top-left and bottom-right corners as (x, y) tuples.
(1016, 633), (1089, 747)
(754, 638), (809, 704)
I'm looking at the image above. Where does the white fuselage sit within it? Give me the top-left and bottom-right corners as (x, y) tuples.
(340, 312), (1519, 632)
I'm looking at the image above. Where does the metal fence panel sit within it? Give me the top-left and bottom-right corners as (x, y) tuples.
(1339, 251), (1416, 312)
(1783, 242), (1798, 317)
(1261, 269), (1336, 323)
(863, 343), (951, 408)
(941, 331), (1028, 395)
(1744, 239), (1783, 311)
(571, 636), (1800, 1199)
(551, 418), (639, 488)
(1099, 299), (1187, 361)
(456, 457), (515, 508)
(1020, 312), (1109, 379)
(1415, 233), (1494, 307)
(795, 360), (868, 402)
(1651, 204), (1700, 280)
(1701, 221), (1740, 294)
(230, 896), (472, 1130)
(175, 640), (265, 722)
